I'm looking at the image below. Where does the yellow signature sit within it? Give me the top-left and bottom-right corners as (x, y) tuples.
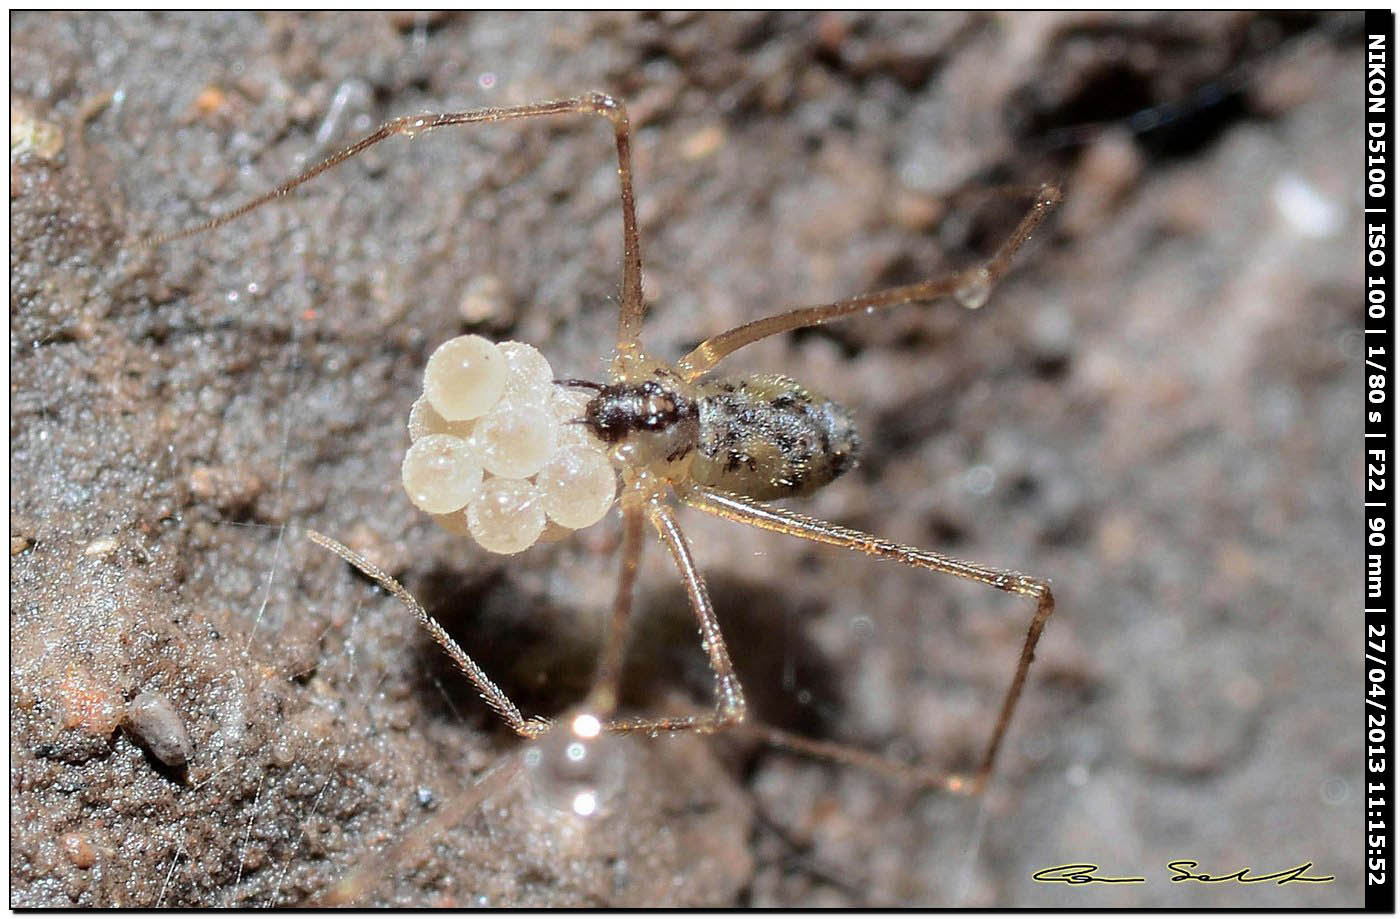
(1033, 861), (1335, 886)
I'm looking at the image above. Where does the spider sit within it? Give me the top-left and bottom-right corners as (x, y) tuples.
(147, 91), (1060, 901)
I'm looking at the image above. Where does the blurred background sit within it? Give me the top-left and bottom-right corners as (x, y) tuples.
(11, 11), (1363, 906)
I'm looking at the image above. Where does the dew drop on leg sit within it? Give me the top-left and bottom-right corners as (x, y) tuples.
(522, 712), (626, 819)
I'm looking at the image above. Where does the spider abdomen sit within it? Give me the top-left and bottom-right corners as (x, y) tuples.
(692, 374), (860, 500)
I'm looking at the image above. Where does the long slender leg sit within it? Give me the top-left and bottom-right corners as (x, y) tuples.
(679, 486), (1053, 794)
(310, 512), (732, 742)
(311, 515), (730, 740)
(307, 529), (548, 739)
(598, 502), (748, 737)
(675, 183), (1060, 380)
(139, 92), (647, 352)
(583, 501), (645, 715)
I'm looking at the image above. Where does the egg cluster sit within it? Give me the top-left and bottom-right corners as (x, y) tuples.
(402, 335), (618, 554)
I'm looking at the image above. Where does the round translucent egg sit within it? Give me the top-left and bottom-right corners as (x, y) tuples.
(408, 394), (475, 443)
(467, 477), (546, 554)
(537, 446), (617, 530)
(401, 434), (482, 514)
(475, 399), (558, 479)
(549, 386), (604, 450)
(424, 335), (507, 421)
(497, 341), (555, 406)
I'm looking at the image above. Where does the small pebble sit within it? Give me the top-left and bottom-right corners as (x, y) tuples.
(57, 666), (123, 735)
(125, 692), (193, 767)
(61, 832), (96, 869)
(83, 536), (118, 558)
(459, 274), (508, 324)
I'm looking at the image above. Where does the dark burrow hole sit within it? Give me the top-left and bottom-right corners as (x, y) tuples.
(403, 563), (847, 747)
(1009, 12), (1345, 162)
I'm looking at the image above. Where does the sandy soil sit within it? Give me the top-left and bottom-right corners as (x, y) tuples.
(11, 11), (1363, 906)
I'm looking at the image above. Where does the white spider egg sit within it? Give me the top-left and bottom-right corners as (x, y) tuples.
(401, 434), (483, 514)
(536, 446), (617, 530)
(408, 394), (475, 442)
(467, 477), (546, 554)
(497, 341), (555, 406)
(424, 335), (507, 421)
(475, 399), (558, 479)
(549, 386), (604, 450)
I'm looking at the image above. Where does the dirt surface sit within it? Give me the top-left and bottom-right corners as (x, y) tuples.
(11, 11), (1364, 907)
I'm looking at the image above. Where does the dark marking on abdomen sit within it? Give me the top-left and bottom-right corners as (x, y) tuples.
(691, 374), (860, 500)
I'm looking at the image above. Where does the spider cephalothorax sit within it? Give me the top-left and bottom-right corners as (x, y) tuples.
(576, 371), (861, 500)
(581, 378), (701, 463)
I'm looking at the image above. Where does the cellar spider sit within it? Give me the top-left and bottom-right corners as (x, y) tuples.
(147, 91), (1059, 898)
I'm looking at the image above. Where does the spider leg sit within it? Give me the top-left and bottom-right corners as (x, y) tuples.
(595, 501), (748, 737)
(582, 502), (645, 715)
(139, 92), (647, 353)
(675, 183), (1060, 380)
(306, 529), (549, 739)
(678, 485), (1054, 795)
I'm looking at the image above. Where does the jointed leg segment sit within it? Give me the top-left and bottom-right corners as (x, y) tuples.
(308, 511), (749, 742)
(583, 502), (644, 715)
(680, 485), (1054, 794)
(141, 93), (648, 352)
(307, 529), (549, 739)
(599, 502), (747, 737)
(675, 183), (1061, 379)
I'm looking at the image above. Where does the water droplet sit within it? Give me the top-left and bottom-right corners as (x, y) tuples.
(954, 268), (992, 310)
(963, 464), (995, 496)
(571, 790), (598, 817)
(523, 709), (625, 819)
(572, 712), (601, 738)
